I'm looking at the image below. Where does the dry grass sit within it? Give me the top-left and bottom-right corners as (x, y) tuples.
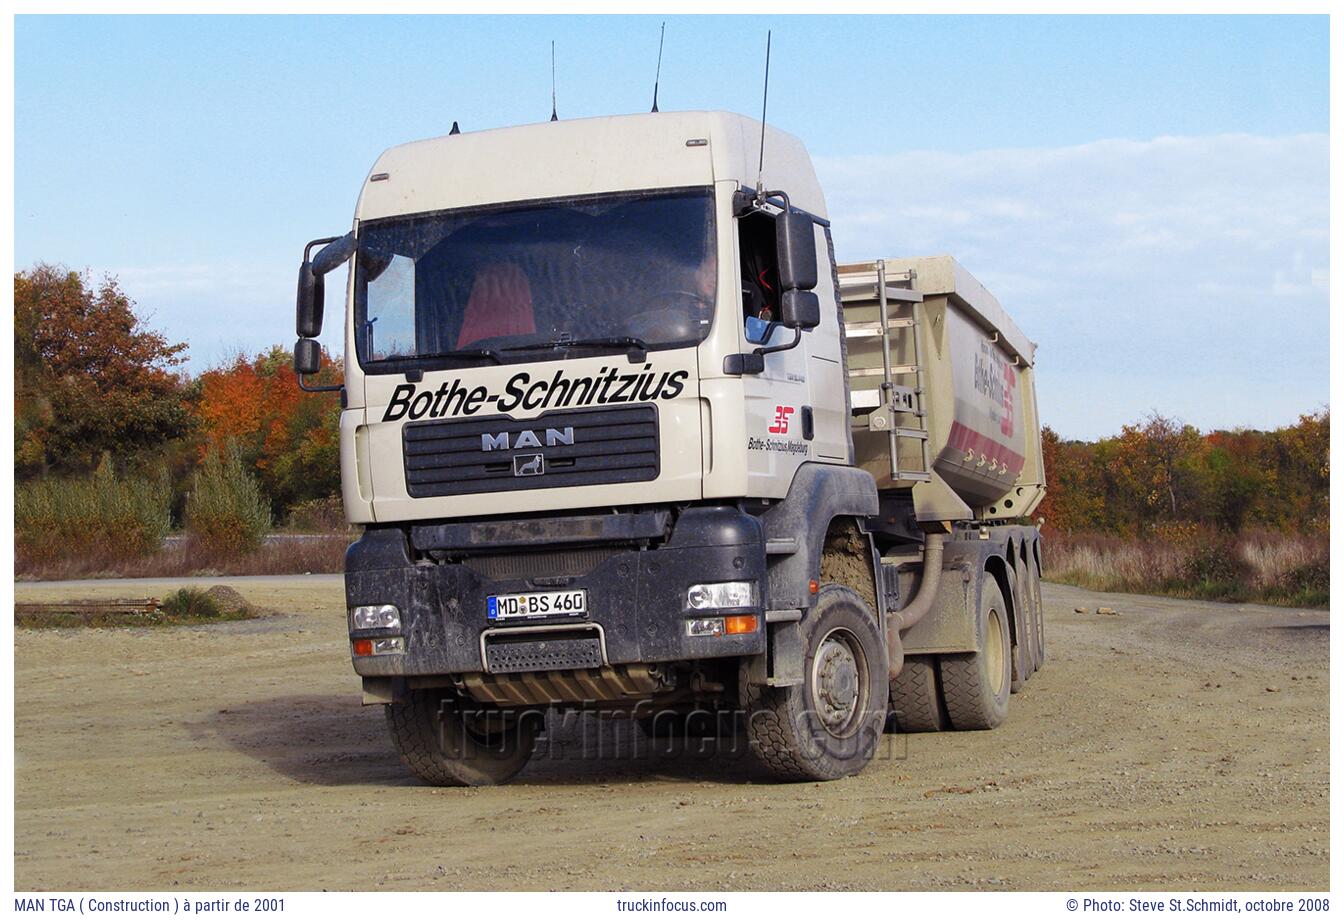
(282, 496), (351, 534)
(16, 464), (170, 566)
(15, 533), (352, 581)
(1045, 528), (1328, 608)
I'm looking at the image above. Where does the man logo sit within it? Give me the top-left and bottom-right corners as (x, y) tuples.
(481, 427), (575, 452)
(513, 454), (545, 477)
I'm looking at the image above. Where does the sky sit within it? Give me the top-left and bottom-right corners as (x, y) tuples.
(13, 14), (1330, 440)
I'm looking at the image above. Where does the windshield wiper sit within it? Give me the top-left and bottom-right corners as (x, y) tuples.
(500, 336), (649, 356)
(412, 347), (504, 364)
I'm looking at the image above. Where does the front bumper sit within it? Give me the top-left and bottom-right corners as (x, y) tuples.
(345, 506), (767, 677)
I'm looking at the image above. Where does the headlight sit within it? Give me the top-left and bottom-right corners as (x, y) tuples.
(686, 581), (758, 610)
(350, 604), (401, 630)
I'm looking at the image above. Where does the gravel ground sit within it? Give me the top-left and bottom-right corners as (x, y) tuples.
(13, 576), (1328, 891)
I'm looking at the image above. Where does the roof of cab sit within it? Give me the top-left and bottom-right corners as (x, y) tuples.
(354, 111), (826, 222)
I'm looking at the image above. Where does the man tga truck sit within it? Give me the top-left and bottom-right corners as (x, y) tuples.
(293, 111), (1046, 786)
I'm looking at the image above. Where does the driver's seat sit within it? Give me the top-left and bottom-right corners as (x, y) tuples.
(457, 262), (536, 348)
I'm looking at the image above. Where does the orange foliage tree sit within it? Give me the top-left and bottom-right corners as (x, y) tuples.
(195, 346), (342, 515)
(15, 264), (190, 475)
(1041, 411), (1329, 537)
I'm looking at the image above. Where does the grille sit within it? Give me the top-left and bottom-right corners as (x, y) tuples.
(484, 635), (604, 674)
(403, 406), (659, 498)
(462, 547), (619, 581)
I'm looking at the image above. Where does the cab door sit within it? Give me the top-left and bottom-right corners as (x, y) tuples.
(736, 207), (823, 498)
(803, 225), (850, 463)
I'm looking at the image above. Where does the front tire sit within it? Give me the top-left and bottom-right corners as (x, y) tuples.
(744, 584), (887, 781)
(386, 689), (539, 786)
(939, 575), (1012, 731)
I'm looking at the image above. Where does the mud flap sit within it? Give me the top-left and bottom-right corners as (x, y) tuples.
(361, 676), (407, 705)
(744, 618), (805, 688)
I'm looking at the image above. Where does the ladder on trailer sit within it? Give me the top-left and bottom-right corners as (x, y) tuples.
(839, 260), (931, 484)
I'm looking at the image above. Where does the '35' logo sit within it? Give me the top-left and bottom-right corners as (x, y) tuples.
(769, 405), (795, 435)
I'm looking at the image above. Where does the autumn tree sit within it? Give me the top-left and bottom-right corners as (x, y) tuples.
(1270, 410), (1329, 532)
(1039, 426), (1107, 533)
(1105, 413), (1206, 527)
(1039, 410), (1328, 538)
(1198, 429), (1274, 532)
(194, 346), (342, 515)
(14, 264), (190, 476)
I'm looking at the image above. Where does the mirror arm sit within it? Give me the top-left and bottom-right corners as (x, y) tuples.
(753, 327), (802, 358)
(733, 187), (793, 217)
(723, 325), (804, 375)
(298, 375), (343, 394)
(304, 236), (341, 262)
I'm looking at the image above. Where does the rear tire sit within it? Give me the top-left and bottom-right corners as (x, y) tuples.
(1015, 556), (1041, 675)
(1028, 557), (1045, 673)
(744, 584), (887, 781)
(1030, 548), (1046, 666)
(386, 689), (539, 786)
(940, 575), (1012, 731)
(1008, 565), (1030, 694)
(889, 655), (945, 732)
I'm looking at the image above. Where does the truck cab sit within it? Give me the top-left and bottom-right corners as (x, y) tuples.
(295, 111), (1045, 786)
(337, 112), (848, 522)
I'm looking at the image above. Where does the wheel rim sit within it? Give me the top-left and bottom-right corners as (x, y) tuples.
(986, 607), (1007, 696)
(810, 627), (868, 738)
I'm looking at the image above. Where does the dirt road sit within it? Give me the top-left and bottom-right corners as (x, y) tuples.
(14, 576), (1328, 891)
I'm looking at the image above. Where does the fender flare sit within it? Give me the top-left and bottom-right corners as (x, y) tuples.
(760, 462), (879, 611)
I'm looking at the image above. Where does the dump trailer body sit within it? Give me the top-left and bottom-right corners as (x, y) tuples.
(839, 256), (1045, 523)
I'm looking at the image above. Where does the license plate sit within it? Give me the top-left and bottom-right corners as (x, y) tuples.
(487, 589), (588, 621)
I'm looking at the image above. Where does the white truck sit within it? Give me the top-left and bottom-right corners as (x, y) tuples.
(293, 111), (1047, 785)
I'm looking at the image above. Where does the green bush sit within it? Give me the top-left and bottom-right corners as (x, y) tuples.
(186, 442), (271, 557)
(159, 587), (224, 621)
(16, 457), (170, 565)
(1269, 557), (1330, 607)
(1179, 535), (1251, 591)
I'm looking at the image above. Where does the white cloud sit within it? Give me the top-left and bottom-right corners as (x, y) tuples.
(814, 133), (1329, 439)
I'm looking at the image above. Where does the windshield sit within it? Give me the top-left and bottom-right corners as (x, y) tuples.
(354, 188), (716, 370)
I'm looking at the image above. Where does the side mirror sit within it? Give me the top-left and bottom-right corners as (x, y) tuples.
(296, 232), (357, 339)
(779, 289), (820, 330)
(294, 337), (321, 376)
(296, 261), (324, 338)
(775, 209), (818, 291)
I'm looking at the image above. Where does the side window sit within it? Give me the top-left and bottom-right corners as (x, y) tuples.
(737, 211), (779, 344)
(363, 254), (417, 361)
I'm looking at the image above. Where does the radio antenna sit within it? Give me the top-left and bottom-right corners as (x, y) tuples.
(550, 41), (558, 122)
(651, 21), (666, 113)
(755, 30), (772, 199)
